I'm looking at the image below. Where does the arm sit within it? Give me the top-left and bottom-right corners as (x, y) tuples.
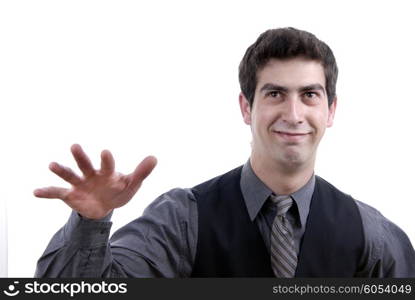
(34, 144), (196, 277)
(35, 211), (114, 277)
(35, 188), (198, 278)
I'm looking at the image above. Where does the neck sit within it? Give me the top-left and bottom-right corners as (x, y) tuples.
(250, 153), (314, 195)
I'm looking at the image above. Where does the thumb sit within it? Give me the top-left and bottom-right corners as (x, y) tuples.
(128, 156), (158, 188)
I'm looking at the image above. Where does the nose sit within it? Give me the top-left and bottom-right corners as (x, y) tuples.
(282, 97), (304, 125)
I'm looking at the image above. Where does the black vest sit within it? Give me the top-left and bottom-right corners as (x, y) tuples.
(190, 166), (365, 277)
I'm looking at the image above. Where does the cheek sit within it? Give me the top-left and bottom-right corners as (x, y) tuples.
(251, 113), (271, 140)
(253, 108), (275, 127)
(309, 109), (330, 129)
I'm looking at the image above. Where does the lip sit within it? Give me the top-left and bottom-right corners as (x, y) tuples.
(273, 131), (310, 142)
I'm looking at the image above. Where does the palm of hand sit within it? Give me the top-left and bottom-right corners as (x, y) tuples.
(34, 144), (157, 220)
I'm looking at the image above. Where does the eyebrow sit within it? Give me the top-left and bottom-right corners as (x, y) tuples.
(259, 83), (326, 95)
(259, 83), (288, 93)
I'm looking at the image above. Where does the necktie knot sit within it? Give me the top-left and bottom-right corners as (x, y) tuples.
(270, 194), (292, 216)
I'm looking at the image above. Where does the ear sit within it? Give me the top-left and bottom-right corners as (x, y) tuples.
(327, 96), (337, 128)
(239, 92), (252, 125)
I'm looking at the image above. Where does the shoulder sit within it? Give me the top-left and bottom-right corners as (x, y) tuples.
(144, 164), (243, 216)
(143, 188), (197, 221)
(316, 177), (415, 276)
(354, 199), (409, 246)
(192, 166), (243, 197)
(315, 176), (354, 202)
(354, 200), (415, 277)
(354, 200), (384, 260)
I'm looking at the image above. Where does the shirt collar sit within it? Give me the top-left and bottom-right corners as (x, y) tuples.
(240, 159), (315, 227)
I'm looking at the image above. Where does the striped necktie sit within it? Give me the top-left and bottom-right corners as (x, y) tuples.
(270, 194), (297, 277)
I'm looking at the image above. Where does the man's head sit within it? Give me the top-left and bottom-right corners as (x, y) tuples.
(239, 27), (338, 108)
(238, 28), (338, 173)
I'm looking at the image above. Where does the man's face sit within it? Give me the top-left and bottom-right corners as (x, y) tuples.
(239, 58), (337, 171)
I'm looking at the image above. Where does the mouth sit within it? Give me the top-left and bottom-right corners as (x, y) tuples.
(273, 131), (310, 142)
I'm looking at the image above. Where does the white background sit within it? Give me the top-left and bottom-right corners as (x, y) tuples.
(1, 0), (414, 277)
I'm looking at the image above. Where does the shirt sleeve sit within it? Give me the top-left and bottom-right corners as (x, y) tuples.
(34, 188), (198, 278)
(355, 200), (415, 277)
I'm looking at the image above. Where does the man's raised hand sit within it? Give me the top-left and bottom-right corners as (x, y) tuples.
(34, 144), (157, 219)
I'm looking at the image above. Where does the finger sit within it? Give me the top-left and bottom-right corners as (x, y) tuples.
(33, 186), (70, 200)
(70, 144), (95, 177)
(49, 162), (82, 185)
(127, 156), (157, 188)
(100, 149), (115, 175)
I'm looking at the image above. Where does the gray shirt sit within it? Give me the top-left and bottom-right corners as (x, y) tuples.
(35, 160), (415, 277)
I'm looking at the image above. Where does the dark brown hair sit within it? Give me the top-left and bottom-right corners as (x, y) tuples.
(239, 27), (338, 106)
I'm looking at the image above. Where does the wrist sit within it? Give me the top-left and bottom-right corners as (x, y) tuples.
(79, 209), (114, 221)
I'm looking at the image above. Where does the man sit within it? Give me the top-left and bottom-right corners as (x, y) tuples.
(35, 27), (415, 277)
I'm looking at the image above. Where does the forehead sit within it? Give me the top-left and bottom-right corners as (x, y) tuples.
(256, 58), (326, 90)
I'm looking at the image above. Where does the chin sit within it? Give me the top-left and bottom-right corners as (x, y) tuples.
(279, 152), (305, 169)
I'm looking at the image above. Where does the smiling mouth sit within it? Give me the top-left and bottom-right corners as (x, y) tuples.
(276, 131), (308, 135)
(273, 131), (310, 142)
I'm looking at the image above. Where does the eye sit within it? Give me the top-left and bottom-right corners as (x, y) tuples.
(304, 91), (317, 98)
(267, 91), (281, 98)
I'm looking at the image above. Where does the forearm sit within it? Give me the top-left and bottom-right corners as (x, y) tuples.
(35, 189), (197, 278)
(35, 211), (115, 277)
(35, 231), (168, 278)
